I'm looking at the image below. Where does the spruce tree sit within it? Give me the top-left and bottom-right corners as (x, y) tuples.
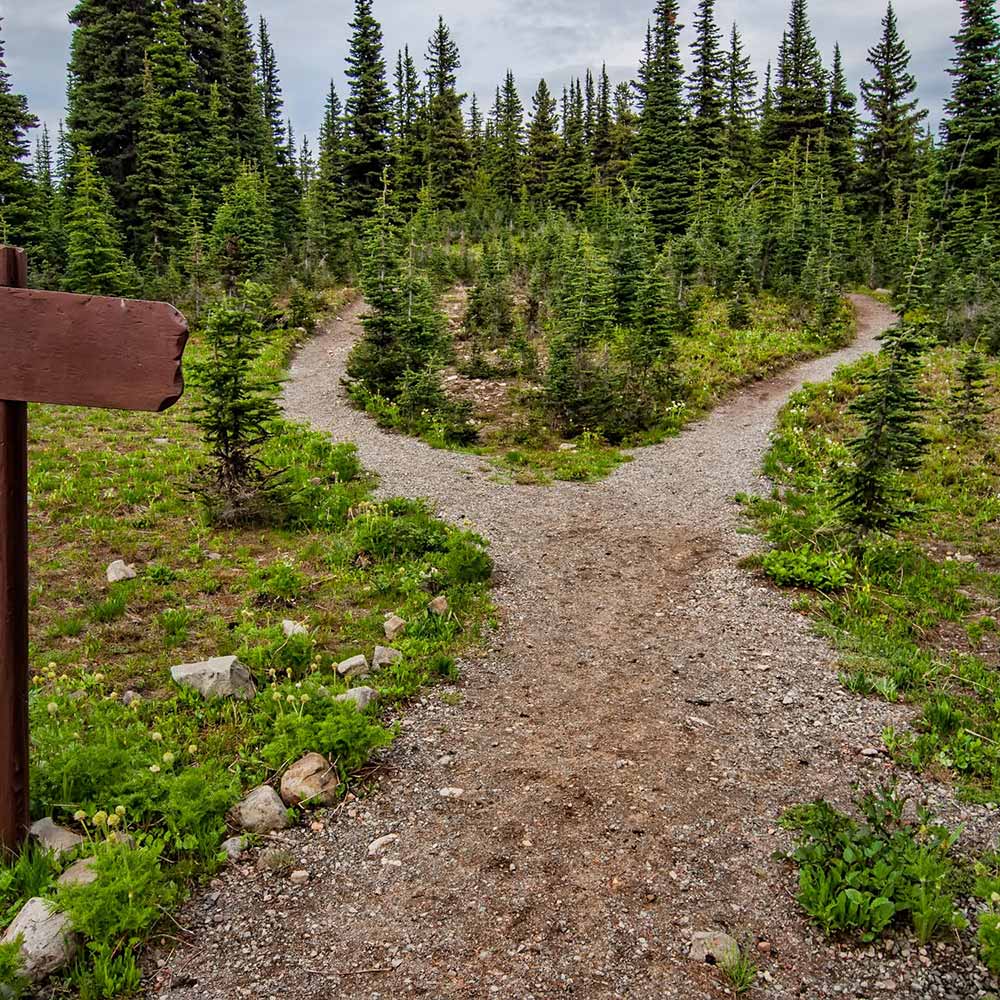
(608, 83), (638, 186)
(211, 164), (274, 289)
(391, 46), (425, 211)
(0, 17), (38, 246)
(424, 17), (470, 207)
(493, 71), (525, 202)
(526, 79), (560, 202)
(220, 0), (268, 165)
(949, 348), (992, 435)
(769, 0), (828, 156)
(343, 0), (392, 218)
(827, 44), (859, 192)
(309, 80), (351, 277)
(592, 66), (614, 179)
(551, 81), (591, 211)
(723, 23), (758, 168)
(176, 0), (226, 97)
(63, 146), (135, 296)
(857, 2), (927, 219)
(687, 0), (726, 180)
(635, 0), (689, 238)
(193, 83), (236, 218)
(939, 0), (1000, 210)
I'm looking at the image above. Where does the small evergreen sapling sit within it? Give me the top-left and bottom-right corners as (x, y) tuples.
(949, 348), (991, 436)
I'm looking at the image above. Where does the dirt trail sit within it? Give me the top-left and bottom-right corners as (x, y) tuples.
(152, 296), (956, 1000)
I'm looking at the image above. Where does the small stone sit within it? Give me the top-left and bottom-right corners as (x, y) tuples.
(170, 655), (255, 700)
(756, 941), (772, 955)
(782, 689), (797, 706)
(221, 836), (246, 861)
(29, 818), (83, 859)
(0, 898), (77, 983)
(438, 787), (464, 798)
(368, 833), (399, 857)
(372, 646), (403, 669)
(335, 687), (379, 712)
(384, 615), (406, 641)
(860, 747), (880, 757)
(282, 620), (308, 637)
(121, 690), (141, 706)
(337, 654), (370, 679)
(558, 443), (577, 452)
(280, 753), (339, 808)
(689, 930), (739, 965)
(289, 870), (310, 885)
(428, 596), (449, 616)
(230, 785), (290, 834)
(106, 560), (137, 583)
(57, 858), (98, 887)
(206, 552), (223, 561)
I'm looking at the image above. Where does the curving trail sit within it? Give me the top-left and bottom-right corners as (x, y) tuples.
(154, 296), (937, 1000)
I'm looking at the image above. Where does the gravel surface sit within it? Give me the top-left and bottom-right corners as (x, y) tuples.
(148, 296), (998, 1000)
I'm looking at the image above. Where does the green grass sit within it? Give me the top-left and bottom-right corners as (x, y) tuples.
(4, 285), (494, 996)
(743, 346), (1000, 799)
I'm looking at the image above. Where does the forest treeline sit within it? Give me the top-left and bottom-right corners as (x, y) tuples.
(0, 0), (998, 351)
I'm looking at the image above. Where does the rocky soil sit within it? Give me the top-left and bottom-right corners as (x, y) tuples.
(147, 296), (998, 1000)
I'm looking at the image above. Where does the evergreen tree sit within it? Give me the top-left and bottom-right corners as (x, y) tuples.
(211, 164), (274, 289)
(176, 0), (226, 97)
(391, 46), (425, 211)
(551, 81), (590, 211)
(193, 82), (236, 218)
(66, 0), (156, 243)
(687, 0), (726, 179)
(0, 17), (38, 246)
(592, 65), (614, 178)
(857, 2), (926, 219)
(220, 0), (268, 165)
(723, 23), (758, 168)
(769, 0), (828, 156)
(493, 70), (524, 202)
(526, 79), (560, 202)
(63, 146), (135, 296)
(827, 44), (859, 192)
(26, 126), (63, 282)
(636, 0), (689, 238)
(181, 193), (212, 316)
(608, 83), (638, 186)
(939, 0), (1000, 210)
(343, 0), (392, 218)
(949, 348), (992, 434)
(424, 17), (470, 206)
(309, 80), (351, 276)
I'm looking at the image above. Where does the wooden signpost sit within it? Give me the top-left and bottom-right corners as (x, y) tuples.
(0, 246), (189, 855)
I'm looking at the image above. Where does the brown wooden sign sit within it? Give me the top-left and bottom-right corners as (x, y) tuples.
(0, 287), (188, 411)
(0, 247), (189, 855)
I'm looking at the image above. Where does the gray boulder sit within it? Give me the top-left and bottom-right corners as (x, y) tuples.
(230, 785), (290, 833)
(29, 818), (83, 859)
(221, 836), (247, 861)
(0, 898), (77, 983)
(383, 615), (406, 641)
(57, 858), (98, 888)
(335, 687), (379, 712)
(428, 595), (449, 616)
(170, 656), (255, 700)
(372, 646), (402, 669)
(689, 930), (739, 965)
(106, 560), (137, 583)
(280, 753), (339, 808)
(337, 654), (369, 679)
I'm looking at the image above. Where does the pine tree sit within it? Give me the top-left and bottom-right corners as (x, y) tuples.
(687, 0), (726, 179)
(63, 146), (135, 296)
(584, 69), (596, 150)
(827, 44), (859, 192)
(723, 23), (758, 168)
(551, 81), (591, 211)
(211, 164), (274, 290)
(592, 65), (614, 178)
(176, 0), (226, 96)
(769, 0), (828, 156)
(636, 0), (690, 238)
(425, 17), (470, 207)
(344, 0), (392, 218)
(857, 2), (927, 219)
(309, 80), (351, 277)
(181, 193), (213, 316)
(949, 348), (991, 435)
(0, 17), (38, 246)
(25, 126), (63, 282)
(608, 83), (638, 187)
(493, 70), (524, 202)
(391, 46), (425, 211)
(526, 79), (560, 202)
(939, 0), (1000, 210)
(192, 82), (236, 219)
(220, 0), (268, 165)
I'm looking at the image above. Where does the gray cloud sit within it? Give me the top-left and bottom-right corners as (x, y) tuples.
(0, 0), (962, 150)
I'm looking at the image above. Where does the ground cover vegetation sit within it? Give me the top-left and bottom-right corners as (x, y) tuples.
(0, 0), (999, 991)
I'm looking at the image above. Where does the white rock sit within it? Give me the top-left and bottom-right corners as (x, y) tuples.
(230, 785), (290, 833)
(337, 654), (369, 679)
(690, 930), (739, 965)
(427, 596), (449, 616)
(335, 687), (379, 712)
(372, 646), (403, 669)
(170, 656), (255, 700)
(0, 898), (77, 983)
(438, 787), (464, 798)
(221, 836), (246, 861)
(106, 560), (137, 584)
(289, 870), (310, 885)
(29, 818), (83, 859)
(368, 833), (399, 857)
(282, 620), (308, 637)
(384, 615), (406, 641)
(57, 858), (98, 887)
(280, 753), (339, 808)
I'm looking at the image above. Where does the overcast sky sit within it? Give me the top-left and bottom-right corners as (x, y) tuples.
(0, 0), (962, 150)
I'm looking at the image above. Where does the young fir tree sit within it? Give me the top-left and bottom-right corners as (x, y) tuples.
(26, 126), (64, 283)
(66, 0), (156, 245)
(468, 94), (484, 170)
(525, 79), (561, 202)
(949, 348), (992, 435)
(308, 80), (351, 277)
(591, 67), (614, 179)
(391, 46), (425, 212)
(0, 17), (38, 246)
(722, 23), (758, 169)
(827, 44), (859, 192)
(608, 83), (638, 187)
(635, 1), (690, 239)
(686, 0), (726, 181)
(492, 71), (525, 203)
(939, 0), (1000, 212)
(857, 2), (927, 220)
(192, 82), (236, 219)
(424, 17), (470, 207)
(584, 69), (596, 151)
(343, 0), (392, 219)
(211, 164), (274, 290)
(220, 0), (269, 165)
(769, 0), (828, 157)
(551, 81), (590, 211)
(181, 193), (212, 317)
(63, 146), (136, 296)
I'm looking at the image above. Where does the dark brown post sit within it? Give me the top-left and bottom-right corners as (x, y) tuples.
(0, 246), (30, 856)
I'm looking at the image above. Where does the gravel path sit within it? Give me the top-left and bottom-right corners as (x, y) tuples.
(150, 296), (995, 1000)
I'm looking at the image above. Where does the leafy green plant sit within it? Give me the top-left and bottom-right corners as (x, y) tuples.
(251, 561), (307, 605)
(761, 544), (855, 591)
(0, 940), (27, 998)
(720, 945), (757, 994)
